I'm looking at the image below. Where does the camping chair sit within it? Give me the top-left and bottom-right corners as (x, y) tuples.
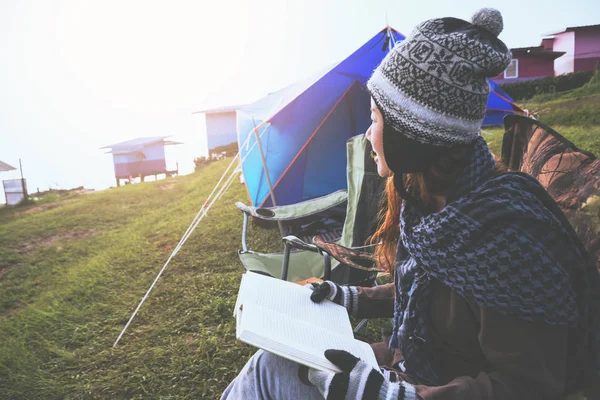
(501, 115), (600, 269)
(502, 115), (600, 399)
(235, 134), (385, 287)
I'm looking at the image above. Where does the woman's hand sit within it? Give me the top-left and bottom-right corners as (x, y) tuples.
(307, 281), (344, 304)
(306, 281), (360, 315)
(301, 350), (417, 400)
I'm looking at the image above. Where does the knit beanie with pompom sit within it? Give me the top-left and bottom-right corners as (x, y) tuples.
(367, 8), (512, 175)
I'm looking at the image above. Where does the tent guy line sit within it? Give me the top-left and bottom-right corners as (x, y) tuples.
(112, 161), (237, 348)
(112, 122), (271, 348)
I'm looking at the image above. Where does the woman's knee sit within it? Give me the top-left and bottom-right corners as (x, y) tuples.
(225, 350), (322, 400)
(249, 350), (294, 375)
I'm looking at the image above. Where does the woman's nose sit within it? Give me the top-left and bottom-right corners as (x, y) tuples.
(365, 125), (372, 140)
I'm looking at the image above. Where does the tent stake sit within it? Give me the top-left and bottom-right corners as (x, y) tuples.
(252, 119), (284, 236)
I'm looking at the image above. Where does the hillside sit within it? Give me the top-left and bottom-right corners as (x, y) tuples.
(484, 77), (600, 157)
(1, 84), (598, 398)
(0, 161), (281, 399)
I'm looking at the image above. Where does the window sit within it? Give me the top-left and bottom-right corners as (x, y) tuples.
(504, 59), (518, 79)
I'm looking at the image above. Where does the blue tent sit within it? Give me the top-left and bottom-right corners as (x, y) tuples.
(485, 80), (522, 125)
(238, 27), (520, 207)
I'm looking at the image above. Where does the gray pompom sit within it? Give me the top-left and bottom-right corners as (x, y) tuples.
(471, 8), (503, 37)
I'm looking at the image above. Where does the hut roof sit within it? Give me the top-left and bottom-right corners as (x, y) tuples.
(100, 136), (182, 154)
(193, 104), (247, 114)
(0, 160), (16, 172)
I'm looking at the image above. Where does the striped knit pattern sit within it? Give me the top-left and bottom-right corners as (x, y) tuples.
(309, 281), (360, 316)
(308, 350), (417, 400)
(367, 10), (511, 146)
(340, 286), (359, 316)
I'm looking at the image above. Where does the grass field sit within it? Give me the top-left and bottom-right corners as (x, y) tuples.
(0, 161), (282, 399)
(1, 80), (598, 399)
(483, 75), (600, 157)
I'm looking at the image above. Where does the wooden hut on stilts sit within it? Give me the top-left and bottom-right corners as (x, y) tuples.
(101, 137), (182, 187)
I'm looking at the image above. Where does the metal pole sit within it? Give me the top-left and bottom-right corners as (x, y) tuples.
(281, 243), (291, 281)
(252, 119), (284, 236)
(241, 213), (249, 252)
(19, 158), (27, 202)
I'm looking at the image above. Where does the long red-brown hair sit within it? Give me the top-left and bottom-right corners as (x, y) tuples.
(369, 145), (506, 273)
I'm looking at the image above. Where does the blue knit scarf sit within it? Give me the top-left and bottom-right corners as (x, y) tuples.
(389, 136), (597, 386)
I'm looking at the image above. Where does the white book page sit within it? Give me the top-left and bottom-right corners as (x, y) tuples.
(239, 305), (378, 371)
(235, 273), (378, 371)
(239, 272), (353, 337)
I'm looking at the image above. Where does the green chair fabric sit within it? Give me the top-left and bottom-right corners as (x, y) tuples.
(235, 190), (347, 221)
(236, 134), (384, 283)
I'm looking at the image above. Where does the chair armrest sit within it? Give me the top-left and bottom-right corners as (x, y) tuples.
(280, 235), (332, 281)
(282, 235), (320, 253)
(312, 236), (380, 272)
(235, 189), (347, 222)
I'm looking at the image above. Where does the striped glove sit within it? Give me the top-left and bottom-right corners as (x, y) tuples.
(307, 350), (417, 400)
(307, 281), (359, 315)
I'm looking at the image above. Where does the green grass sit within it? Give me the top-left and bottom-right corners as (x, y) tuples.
(483, 125), (600, 159)
(483, 78), (600, 159)
(1, 83), (598, 399)
(0, 162), (390, 399)
(0, 161), (285, 399)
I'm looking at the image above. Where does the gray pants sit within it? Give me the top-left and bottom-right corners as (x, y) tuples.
(221, 350), (324, 400)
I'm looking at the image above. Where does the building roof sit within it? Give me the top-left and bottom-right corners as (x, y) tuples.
(101, 136), (169, 150)
(546, 24), (600, 36)
(511, 46), (566, 59)
(0, 160), (16, 172)
(100, 136), (182, 154)
(492, 75), (550, 85)
(564, 24), (600, 32)
(193, 104), (247, 115)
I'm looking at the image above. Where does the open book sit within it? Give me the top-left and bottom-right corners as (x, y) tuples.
(234, 272), (378, 373)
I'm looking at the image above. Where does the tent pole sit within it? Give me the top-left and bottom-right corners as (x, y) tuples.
(252, 119), (284, 236)
(259, 81), (358, 208)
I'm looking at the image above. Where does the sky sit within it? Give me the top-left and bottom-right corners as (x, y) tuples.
(1, 0), (598, 202)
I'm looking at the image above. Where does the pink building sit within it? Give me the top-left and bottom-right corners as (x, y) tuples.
(101, 137), (182, 187)
(492, 24), (600, 84)
(491, 46), (565, 84)
(549, 24), (600, 75)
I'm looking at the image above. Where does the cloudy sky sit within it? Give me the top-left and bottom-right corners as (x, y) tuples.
(1, 0), (598, 199)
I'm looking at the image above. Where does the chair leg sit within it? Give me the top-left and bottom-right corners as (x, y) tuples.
(353, 318), (369, 333)
(323, 253), (332, 281)
(281, 244), (291, 281)
(241, 213), (249, 252)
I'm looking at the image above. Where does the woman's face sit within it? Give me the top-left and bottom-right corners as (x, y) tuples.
(366, 98), (392, 177)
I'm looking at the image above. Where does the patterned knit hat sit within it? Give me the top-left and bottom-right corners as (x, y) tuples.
(367, 8), (511, 155)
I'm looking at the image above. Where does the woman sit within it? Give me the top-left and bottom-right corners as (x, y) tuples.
(222, 8), (599, 399)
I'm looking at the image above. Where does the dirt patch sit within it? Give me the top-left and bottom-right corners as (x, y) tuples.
(184, 334), (197, 345)
(73, 188), (95, 194)
(151, 234), (176, 253)
(17, 199), (77, 216)
(16, 228), (98, 255)
(0, 303), (23, 319)
(159, 183), (175, 191)
(158, 242), (176, 253)
(0, 266), (11, 281)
